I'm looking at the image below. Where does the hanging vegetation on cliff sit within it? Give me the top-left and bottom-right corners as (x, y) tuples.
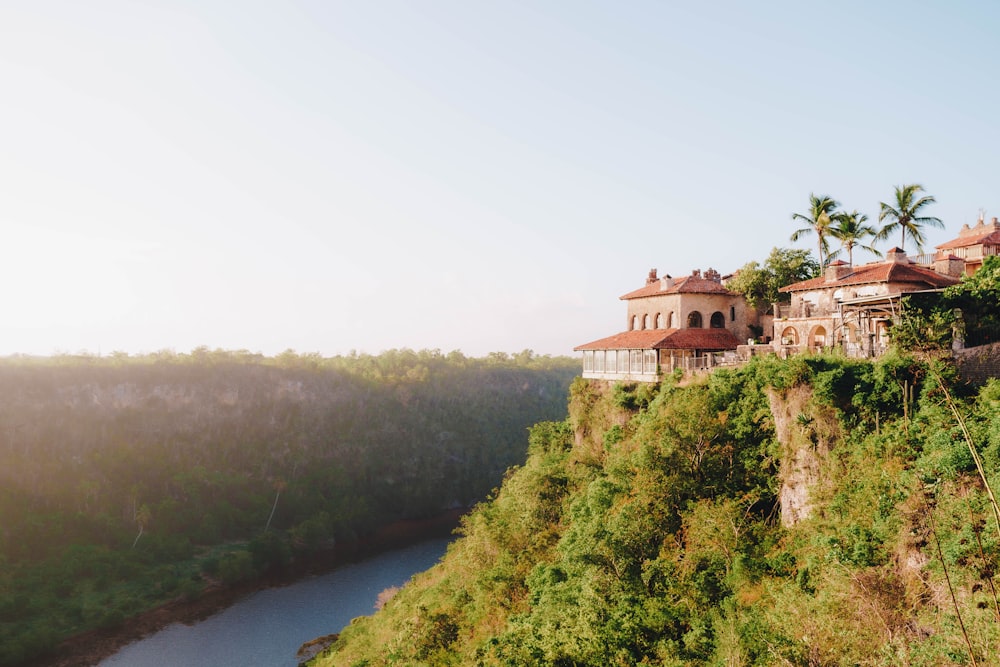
(318, 353), (1000, 666)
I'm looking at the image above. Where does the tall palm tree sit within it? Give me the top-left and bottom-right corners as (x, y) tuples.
(831, 210), (881, 267)
(791, 194), (840, 268)
(876, 184), (943, 253)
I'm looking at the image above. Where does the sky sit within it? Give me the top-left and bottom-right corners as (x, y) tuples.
(2, 1), (999, 358)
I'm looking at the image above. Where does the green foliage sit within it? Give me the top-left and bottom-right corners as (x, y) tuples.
(320, 354), (1000, 667)
(727, 247), (819, 309)
(892, 255), (1000, 352)
(0, 349), (579, 665)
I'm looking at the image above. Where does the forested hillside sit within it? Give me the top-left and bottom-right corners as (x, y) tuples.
(319, 352), (1000, 666)
(0, 348), (578, 665)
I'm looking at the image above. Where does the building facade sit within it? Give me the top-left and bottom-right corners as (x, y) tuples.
(772, 248), (960, 357)
(575, 268), (756, 381)
(935, 214), (1000, 276)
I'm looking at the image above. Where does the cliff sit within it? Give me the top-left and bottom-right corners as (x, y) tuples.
(316, 353), (1000, 666)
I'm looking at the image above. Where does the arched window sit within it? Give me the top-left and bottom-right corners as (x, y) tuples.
(655, 313), (664, 329)
(643, 314), (651, 330)
(630, 315), (637, 331)
(780, 327), (798, 345)
(809, 325), (827, 348)
(710, 311), (725, 328)
(687, 311), (703, 328)
(667, 311), (675, 328)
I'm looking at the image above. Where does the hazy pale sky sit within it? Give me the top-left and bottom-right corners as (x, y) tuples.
(2, 1), (998, 357)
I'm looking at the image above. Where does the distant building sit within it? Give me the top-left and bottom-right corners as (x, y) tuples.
(935, 213), (1000, 276)
(575, 268), (759, 381)
(773, 248), (960, 357)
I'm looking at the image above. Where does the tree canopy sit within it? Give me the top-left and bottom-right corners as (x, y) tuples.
(790, 194), (839, 268)
(876, 183), (943, 253)
(727, 247), (819, 310)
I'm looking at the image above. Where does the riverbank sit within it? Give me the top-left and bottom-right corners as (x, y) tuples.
(26, 510), (464, 667)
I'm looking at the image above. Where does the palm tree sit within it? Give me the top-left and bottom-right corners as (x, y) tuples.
(791, 194), (840, 268)
(876, 184), (943, 253)
(831, 210), (881, 267)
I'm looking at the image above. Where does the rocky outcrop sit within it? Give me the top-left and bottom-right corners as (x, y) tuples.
(768, 385), (841, 527)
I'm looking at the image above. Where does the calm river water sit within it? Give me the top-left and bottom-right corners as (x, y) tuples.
(100, 537), (451, 667)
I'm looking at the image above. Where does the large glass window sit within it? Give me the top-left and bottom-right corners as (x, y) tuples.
(606, 350), (617, 373)
(595, 350), (605, 372)
(630, 349), (642, 370)
(643, 349), (656, 374)
(583, 351), (593, 371)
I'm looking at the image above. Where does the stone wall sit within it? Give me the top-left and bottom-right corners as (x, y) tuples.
(954, 342), (1000, 386)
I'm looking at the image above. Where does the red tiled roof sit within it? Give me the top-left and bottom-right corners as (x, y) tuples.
(574, 327), (741, 351)
(621, 274), (734, 300)
(779, 261), (960, 293)
(937, 230), (1000, 250)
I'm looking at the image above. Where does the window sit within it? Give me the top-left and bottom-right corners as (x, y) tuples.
(630, 349), (642, 370)
(687, 311), (703, 328)
(710, 312), (725, 328)
(619, 350), (629, 374)
(668, 311), (675, 328)
(595, 350), (605, 372)
(655, 313), (664, 329)
(643, 349), (656, 374)
(606, 349), (617, 373)
(583, 351), (594, 371)
(643, 314), (651, 330)
(630, 315), (637, 331)
(730, 306), (736, 322)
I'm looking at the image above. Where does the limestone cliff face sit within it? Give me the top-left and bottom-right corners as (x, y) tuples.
(768, 385), (841, 527)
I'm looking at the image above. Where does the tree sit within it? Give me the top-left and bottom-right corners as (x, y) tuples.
(876, 184), (943, 253)
(831, 210), (881, 267)
(791, 194), (840, 268)
(728, 247), (820, 309)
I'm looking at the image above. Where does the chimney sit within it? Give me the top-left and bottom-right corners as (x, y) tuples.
(692, 269), (701, 279)
(824, 259), (852, 282)
(659, 274), (674, 289)
(646, 268), (658, 284)
(704, 267), (721, 283)
(886, 247), (908, 264)
(934, 252), (965, 278)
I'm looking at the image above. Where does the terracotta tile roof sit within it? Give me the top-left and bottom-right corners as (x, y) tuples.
(621, 274), (734, 300)
(575, 328), (741, 351)
(937, 229), (1000, 250)
(779, 261), (960, 293)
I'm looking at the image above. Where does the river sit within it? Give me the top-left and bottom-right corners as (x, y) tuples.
(99, 537), (451, 667)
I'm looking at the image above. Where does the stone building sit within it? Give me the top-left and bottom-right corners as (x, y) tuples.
(773, 248), (960, 357)
(575, 268), (757, 381)
(935, 214), (1000, 276)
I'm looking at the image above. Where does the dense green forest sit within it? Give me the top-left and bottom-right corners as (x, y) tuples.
(318, 350), (1000, 666)
(0, 348), (578, 665)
